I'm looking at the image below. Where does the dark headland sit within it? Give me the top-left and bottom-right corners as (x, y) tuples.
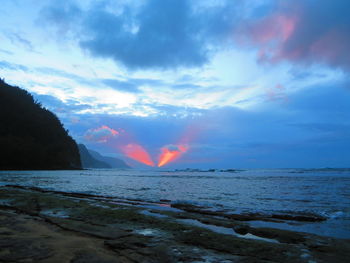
(0, 79), (81, 170)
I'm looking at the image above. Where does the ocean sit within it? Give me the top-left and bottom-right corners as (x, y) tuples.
(1, 168), (349, 239)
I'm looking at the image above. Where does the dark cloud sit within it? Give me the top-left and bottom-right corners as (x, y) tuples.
(280, 0), (350, 70)
(34, 0), (350, 71)
(39, 1), (82, 36)
(39, 0), (238, 70)
(80, 0), (208, 69)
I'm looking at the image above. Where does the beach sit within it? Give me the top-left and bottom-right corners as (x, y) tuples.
(0, 184), (349, 263)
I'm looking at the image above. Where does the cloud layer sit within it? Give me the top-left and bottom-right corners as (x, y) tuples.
(40, 0), (238, 70)
(237, 0), (350, 70)
(38, 0), (350, 71)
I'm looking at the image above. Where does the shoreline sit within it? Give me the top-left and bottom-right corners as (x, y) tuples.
(3, 184), (346, 239)
(0, 185), (349, 262)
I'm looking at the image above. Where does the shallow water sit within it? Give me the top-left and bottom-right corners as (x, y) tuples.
(0, 168), (349, 238)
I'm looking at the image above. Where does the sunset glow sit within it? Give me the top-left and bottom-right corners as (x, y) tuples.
(120, 143), (155, 167)
(158, 144), (188, 167)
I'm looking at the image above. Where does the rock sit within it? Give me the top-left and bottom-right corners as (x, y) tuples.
(47, 217), (132, 239)
(270, 214), (326, 222)
(70, 251), (119, 263)
(0, 238), (53, 262)
(233, 225), (250, 235)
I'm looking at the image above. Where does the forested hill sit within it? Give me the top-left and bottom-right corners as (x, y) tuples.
(78, 144), (130, 169)
(0, 79), (82, 170)
(78, 144), (111, 169)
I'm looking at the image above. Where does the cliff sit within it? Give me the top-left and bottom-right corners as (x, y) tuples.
(0, 79), (81, 170)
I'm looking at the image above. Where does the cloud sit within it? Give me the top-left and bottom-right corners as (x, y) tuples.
(5, 32), (35, 51)
(236, 0), (350, 70)
(39, 0), (238, 70)
(101, 79), (141, 93)
(80, 0), (208, 69)
(0, 49), (13, 55)
(39, 1), (82, 36)
(32, 93), (93, 114)
(101, 77), (203, 93)
(285, 79), (350, 114)
(1, 61), (92, 86)
(35, 66), (95, 86)
(0, 60), (28, 71)
(62, 77), (350, 168)
(84, 125), (119, 143)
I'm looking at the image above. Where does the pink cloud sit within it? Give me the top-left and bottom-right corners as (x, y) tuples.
(308, 29), (350, 69)
(266, 84), (288, 103)
(236, 13), (298, 64)
(246, 14), (297, 44)
(84, 125), (119, 143)
(235, 1), (350, 70)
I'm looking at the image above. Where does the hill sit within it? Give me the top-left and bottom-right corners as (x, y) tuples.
(88, 149), (130, 168)
(78, 144), (111, 168)
(0, 79), (81, 170)
(78, 144), (130, 169)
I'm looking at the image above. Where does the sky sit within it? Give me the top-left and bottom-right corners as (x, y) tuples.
(0, 0), (349, 168)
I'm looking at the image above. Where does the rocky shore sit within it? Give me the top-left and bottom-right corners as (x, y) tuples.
(0, 185), (349, 263)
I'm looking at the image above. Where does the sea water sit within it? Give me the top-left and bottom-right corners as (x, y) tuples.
(0, 168), (349, 238)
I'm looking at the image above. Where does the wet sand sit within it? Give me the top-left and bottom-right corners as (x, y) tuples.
(0, 185), (349, 262)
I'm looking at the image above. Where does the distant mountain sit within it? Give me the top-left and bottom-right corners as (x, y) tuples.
(0, 79), (81, 170)
(78, 144), (111, 168)
(88, 149), (130, 169)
